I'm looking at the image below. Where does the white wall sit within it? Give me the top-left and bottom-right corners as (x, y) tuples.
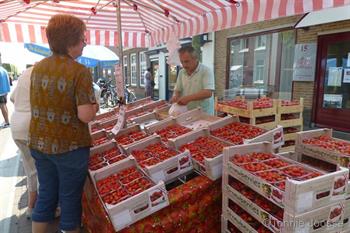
(201, 32), (215, 74)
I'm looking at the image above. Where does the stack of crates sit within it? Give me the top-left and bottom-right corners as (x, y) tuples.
(222, 141), (349, 233)
(277, 98), (304, 153)
(216, 97), (277, 130)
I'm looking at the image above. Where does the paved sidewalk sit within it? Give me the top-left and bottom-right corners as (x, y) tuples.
(0, 81), (95, 233)
(0, 81), (32, 233)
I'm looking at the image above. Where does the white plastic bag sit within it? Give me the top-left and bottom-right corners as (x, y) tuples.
(168, 103), (188, 117)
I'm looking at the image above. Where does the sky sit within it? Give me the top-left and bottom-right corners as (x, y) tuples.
(0, 42), (44, 73)
(0, 42), (119, 73)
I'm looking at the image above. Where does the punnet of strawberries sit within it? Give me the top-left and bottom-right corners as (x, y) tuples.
(131, 142), (178, 168)
(179, 136), (226, 164)
(96, 166), (154, 205)
(303, 135), (350, 155)
(210, 122), (265, 145)
(89, 147), (127, 171)
(155, 124), (191, 142)
(115, 130), (148, 146)
(230, 152), (323, 185)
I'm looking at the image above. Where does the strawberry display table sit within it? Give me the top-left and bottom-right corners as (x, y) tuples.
(82, 174), (221, 233)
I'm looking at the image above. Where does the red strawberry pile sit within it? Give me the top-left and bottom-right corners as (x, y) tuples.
(155, 124), (191, 142)
(255, 115), (275, 124)
(253, 97), (273, 109)
(227, 220), (241, 233)
(179, 136), (226, 164)
(115, 130), (148, 146)
(228, 199), (273, 232)
(220, 97), (273, 110)
(281, 113), (299, 120)
(281, 100), (300, 106)
(303, 135), (350, 155)
(283, 127), (299, 134)
(96, 167), (153, 205)
(91, 125), (101, 133)
(131, 142), (178, 168)
(283, 140), (295, 147)
(229, 176), (284, 221)
(210, 122), (265, 145)
(221, 99), (248, 109)
(92, 135), (109, 146)
(230, 152), (322, 187)
(89, 147), (127, 171)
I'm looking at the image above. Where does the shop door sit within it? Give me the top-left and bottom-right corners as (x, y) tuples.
(165, 63), (178, 100)
(314, 32), (350, 132)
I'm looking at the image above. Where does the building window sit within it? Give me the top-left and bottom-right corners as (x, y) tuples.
(227, 30), (295, 99)
(139, 52), (146, 87)
(123, 56), (128, 84)
(130, 53), (137, 86)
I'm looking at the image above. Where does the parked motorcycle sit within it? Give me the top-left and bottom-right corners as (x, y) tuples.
(125, 84), (137, 104)
(96, 78), (137, 108)
(96, 78), (119, 108)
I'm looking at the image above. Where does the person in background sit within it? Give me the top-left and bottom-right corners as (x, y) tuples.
(144, 67), (154, 98)
(170, 46), (215, 115)
(29, 14), (98, 233)
(0, 55), (11, 128)
(10, 66), (38, 219)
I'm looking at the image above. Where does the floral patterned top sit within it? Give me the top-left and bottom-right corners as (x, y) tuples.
(29, 55), (96, 154)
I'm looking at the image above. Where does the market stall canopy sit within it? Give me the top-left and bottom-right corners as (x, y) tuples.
(24, 42), (119, 67)
(1, 0), (350, 48)
(295, 4), (350, 28)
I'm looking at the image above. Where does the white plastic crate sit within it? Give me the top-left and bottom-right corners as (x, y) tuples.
(124, 135), (193, 183)
(91, 129), (112, 147)
(113, 124), (152, 149)
(224, 142), (349, 215)
(169, 128), (232, 180)
(91, 158), (169, 232)
(223, 190), (345, 233)
(127, 112), (163, 130)
(89, 141), (128, 175)
(125, 97), (153, 111)
(343, 198), (350, 231)
(295, 128), (350, 168)
(144, 117), (192, 144)
(174, 107), (221, 130)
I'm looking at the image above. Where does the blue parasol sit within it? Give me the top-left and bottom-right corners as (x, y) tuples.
(24, 43), (118, 68)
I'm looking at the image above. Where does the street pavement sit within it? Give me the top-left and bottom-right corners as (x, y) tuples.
(0, 81), (33, 233)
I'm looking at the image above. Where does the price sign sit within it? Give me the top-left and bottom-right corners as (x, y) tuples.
(111, 105), (126, 135)
(115, 63), (124, 99)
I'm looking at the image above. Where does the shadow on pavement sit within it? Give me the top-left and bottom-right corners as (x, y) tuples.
(0, 154), (20, 177)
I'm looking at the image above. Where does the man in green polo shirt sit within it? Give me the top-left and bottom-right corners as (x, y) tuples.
(170, 46), (215, 115)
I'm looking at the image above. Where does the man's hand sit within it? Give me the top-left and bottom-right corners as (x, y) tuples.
(170, 95), (180, 104)
(177, 96), (190, 105)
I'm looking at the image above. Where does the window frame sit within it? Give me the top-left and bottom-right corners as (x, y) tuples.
(130, 53), (137, 86)
(139, 52), (146, 87)
(225, 27), (296, 93)
(123, 55), (128, 84)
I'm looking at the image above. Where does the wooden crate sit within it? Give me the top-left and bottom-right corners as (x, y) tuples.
(277, 98), (304, 114)
(216, 97), (277, 118)
(277, 116), (303, 128)
(279, 145), (295, 153)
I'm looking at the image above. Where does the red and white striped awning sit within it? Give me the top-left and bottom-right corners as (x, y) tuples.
(1, 0), (350, 48)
